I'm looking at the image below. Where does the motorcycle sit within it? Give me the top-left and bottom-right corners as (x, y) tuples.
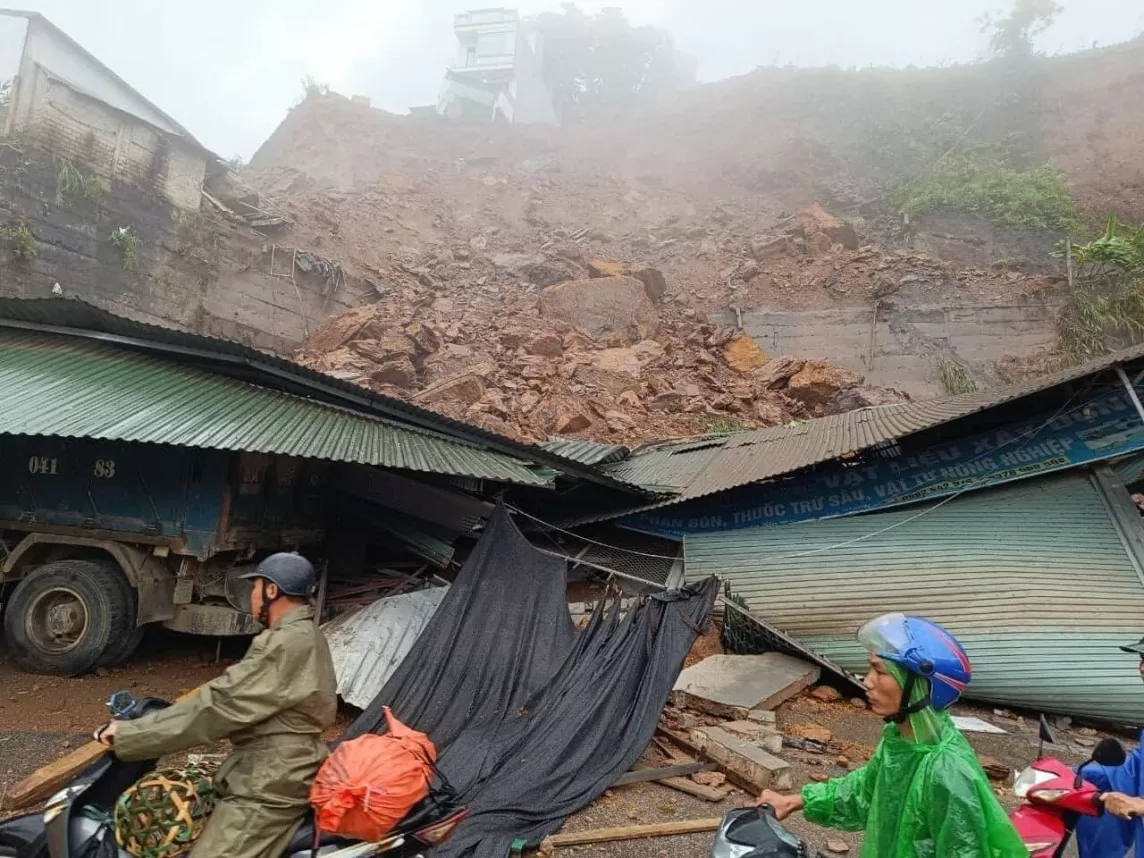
(0, 692), (468, 858)
(1009, 715), (1127, 858)
(709, 805), (828, 858)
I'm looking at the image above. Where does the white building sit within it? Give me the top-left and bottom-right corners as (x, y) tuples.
(0, 9), (215, 210)
(436, 8), (559, 126)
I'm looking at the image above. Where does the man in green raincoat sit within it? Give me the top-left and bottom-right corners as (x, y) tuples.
(757, 613), (1026, 858)
(96, 552), (337, 858)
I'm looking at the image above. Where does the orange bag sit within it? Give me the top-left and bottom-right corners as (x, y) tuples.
(310, 707), (437, 842)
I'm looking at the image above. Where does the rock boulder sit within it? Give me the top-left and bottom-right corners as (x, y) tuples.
(539, 276), (658, 345)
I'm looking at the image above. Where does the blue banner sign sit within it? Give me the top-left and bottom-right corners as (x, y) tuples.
(621, 386), (1144, 537)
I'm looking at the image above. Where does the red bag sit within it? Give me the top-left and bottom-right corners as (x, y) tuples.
(310, 707), (437, 842)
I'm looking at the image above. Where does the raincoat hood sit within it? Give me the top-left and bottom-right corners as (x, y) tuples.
(883, 660), (944, 746)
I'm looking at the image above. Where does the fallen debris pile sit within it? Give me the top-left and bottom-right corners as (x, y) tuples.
(295, 252), (910, 443)
(242, 95), (1062, 444)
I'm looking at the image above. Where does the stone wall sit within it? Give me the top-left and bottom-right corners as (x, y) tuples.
(0, 145), (372, 353)
(716, 295), (1062, 399)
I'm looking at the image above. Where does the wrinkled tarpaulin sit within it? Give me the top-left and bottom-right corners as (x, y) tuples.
(342, 502), (718, 858)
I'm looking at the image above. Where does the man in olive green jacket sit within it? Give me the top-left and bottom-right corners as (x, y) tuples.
(97, 553), (337, 858)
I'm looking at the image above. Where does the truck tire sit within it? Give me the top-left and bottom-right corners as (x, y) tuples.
(98, 580), (143, 668)
(2, 558), (133, 676)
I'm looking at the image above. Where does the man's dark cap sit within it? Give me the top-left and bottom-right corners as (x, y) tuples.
(1120, 636), (1144, 655)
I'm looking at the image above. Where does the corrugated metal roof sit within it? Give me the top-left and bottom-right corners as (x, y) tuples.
(604, 440), (724, 493)
(540, 437), (630, 466)
(323, 587), (449, 708)
(0, 297), (647, 496)
(0, 330), (551, 486)
(604, 341), (1144, 505)
(685, 472), (1144, 722)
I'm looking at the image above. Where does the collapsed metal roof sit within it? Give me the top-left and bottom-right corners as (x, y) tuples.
(0, 297), (647, 496)
(601, 341), (1144, 508)
(0, 329), (551, 486)
(539, 437), (630, 467)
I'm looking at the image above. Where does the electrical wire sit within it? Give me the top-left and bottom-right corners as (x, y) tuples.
(506, 503), (680, 560)
(746, 378), (1098, 563)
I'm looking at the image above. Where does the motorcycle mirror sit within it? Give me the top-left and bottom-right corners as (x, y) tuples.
(1093, 738), (1127, 767)
(1038, 714), (1055, 746)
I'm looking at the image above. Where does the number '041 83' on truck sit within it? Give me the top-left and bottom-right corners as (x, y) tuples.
(0, 435), (329, 675)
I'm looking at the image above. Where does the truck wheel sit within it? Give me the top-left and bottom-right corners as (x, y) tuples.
(2, 559), (133, 676)
(98, 580), (143, 668)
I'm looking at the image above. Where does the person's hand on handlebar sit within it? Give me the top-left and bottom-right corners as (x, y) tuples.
(93, 720), (119, 747)
(755, 789), (804, 820)
(1100, 791), (1144, 819)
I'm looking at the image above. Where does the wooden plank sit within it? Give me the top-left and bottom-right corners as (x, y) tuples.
(658, 776), (729, 802)
(612, 762), (711, 786)
(543, 818), (723, 848)
(5, 689), (199, 810)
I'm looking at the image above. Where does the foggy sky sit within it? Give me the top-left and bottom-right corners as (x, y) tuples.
(11, 0), (1143, 160)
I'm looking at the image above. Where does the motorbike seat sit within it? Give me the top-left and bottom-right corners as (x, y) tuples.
(284, 795), (440, 853)
(285, 812), (352, 853)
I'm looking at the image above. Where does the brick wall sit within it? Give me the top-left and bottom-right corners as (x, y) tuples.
(19, 70), (205, 210)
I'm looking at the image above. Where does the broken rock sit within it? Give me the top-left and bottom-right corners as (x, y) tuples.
(809, 685), (843, 703)
(723, 333), (769, 374)
(691, 771), (726, 788)
(788, 724), (832, 745)
(539, 276), (658, 345)
(587, 260), (668, 303)
(794, 204), (860, 250)
(593, 347), (643, 377)
(824, 385), (909, 415)
(526, 333), (564, 358)
(415, 373), (486, 406)
(369, 357), (418, 390)
(786, 362), (864, 411)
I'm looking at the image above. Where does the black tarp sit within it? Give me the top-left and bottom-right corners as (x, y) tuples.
(342, 502), (718, 858)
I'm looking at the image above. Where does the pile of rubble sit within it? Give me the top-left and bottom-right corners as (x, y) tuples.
(244, 95), (1065, 443)
(296, 247), (908, 443)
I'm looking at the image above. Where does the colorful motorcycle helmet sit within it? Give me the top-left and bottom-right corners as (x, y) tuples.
(857, 612), (972, 717)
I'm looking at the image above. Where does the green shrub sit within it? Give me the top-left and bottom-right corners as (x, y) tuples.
(898, 158), (1078, 230)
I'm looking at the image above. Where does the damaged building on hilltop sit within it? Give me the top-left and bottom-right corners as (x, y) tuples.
(0, 9), (215, 210)
(436, 8), (559, 126)
(0, 10), (362, 353)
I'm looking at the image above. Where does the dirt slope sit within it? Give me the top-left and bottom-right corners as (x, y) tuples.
(240, 41), (1143, 443)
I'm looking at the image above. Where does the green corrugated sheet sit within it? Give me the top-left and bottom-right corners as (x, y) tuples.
(686, 471), (1144, 722)
(0, 330), (550, 487)
(540, 437), (629, 467)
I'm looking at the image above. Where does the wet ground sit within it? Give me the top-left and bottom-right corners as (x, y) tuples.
(0, 637), (1125, 856)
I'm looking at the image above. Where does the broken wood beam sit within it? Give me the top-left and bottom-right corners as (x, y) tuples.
(542, 818), (723, 849)
(612, 762), (712, 786)
(657, 776), (729, 802)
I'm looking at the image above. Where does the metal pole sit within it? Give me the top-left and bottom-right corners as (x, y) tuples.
(1115, 364), (1144, 424)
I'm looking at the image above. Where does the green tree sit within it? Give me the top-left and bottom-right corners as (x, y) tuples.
(982, 0), (1063, 59)
(535, 4), (693, 122)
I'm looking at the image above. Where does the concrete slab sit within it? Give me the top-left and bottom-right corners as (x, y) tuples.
(672, 653), (821, 719)
(692, 725), (792, 791)
(720, 720), (784, 755)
